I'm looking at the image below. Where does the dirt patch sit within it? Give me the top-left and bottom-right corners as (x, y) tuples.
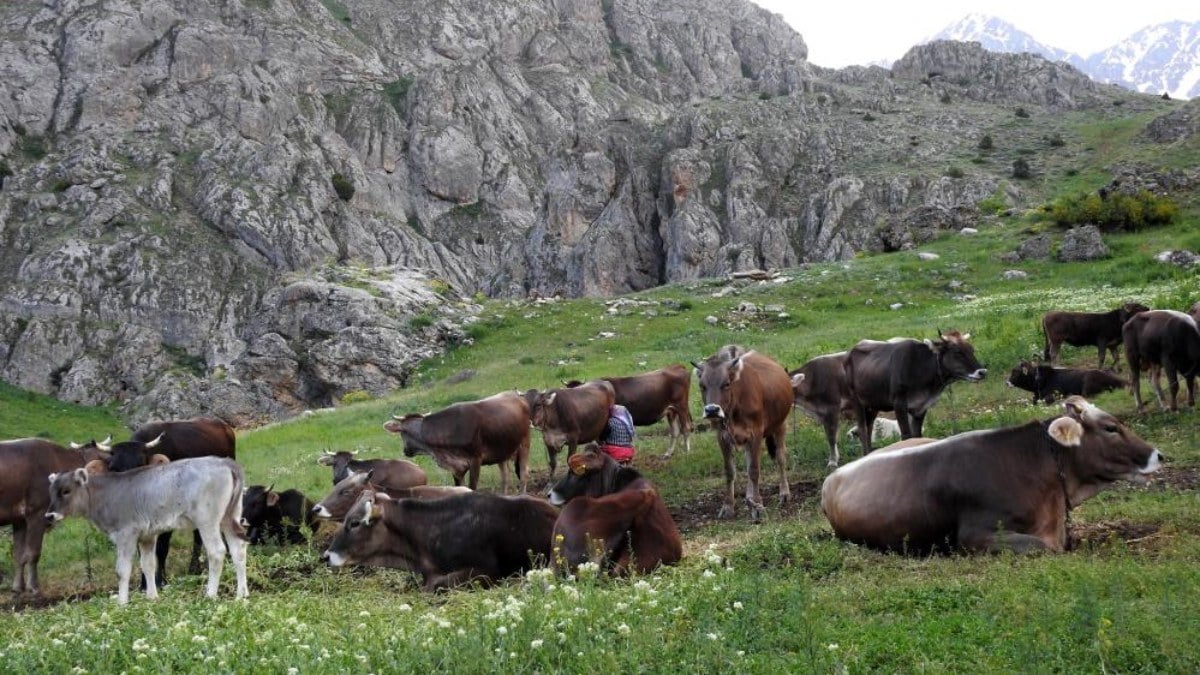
(670, 480), (821, 533)
(1068, 520), (1161, 551)
(0, 589), (100, 612)
(1152, 465), (1200, 492)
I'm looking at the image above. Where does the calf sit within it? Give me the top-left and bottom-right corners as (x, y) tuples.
(1042, 302), (1149, 367)
(566, 364), (694, 457)
(847, 416), (902, 444)
(0, 439), (108, 595)
(385, 391), (530, 492)
(822, 397), (1162, 553)
(529, 381), (615, 480)
(546, 449), (681, 574)
(693, 345), (792, 521)
(789, 352), (853, 467)
(241, 486), (318, 545)
(311, 472), (471, 520)
(1006, 360), (1127, 404)
(1123, 310), (1200, 412)
(45, 456), (249, 605)
(317, 450), (427, 489)
(321, 490), (558, 591)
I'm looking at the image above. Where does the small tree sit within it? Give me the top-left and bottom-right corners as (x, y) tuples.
(1015, 107), (1030, 118)
(1012, 158), (1032, 179)
(978, 134), (994, 151)
(331, 173), (355, 202)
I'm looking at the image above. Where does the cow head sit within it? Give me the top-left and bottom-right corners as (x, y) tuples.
(241, 484), (280, 536)
(44, 466), (96, 524)
(1047, 396), (1162, 498)
(529, 391), (556, 429)
(693, 345), (751, 421)
(931, 331), (987, 382)
(312, 470), (374, 520)
(1119, 302), (1151, 322)
(384, 415), (426, 457)
(1006, 360), (1037, 391)
(321, 491), (387, 567)
(317, 449), (364, 483)
(546, 449), (619, 506)
(105, 433), (165, 472)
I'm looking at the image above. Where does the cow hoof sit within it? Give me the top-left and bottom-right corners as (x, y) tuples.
(749, 506), (765, 522)
(716, 504), (735, 519)
(826, 460), (839, 469)
(777, 494), (791, 507)
(661, 452), (674, 459)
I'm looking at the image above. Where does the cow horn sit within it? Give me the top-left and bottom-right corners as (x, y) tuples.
(351, 448), (360, 455)
(322, 449), (335, 456)
(392, 414), (403, 420)
(69, 441), (82, 449)
(144, 433), (165, 449)
(98, 435), (112, 451)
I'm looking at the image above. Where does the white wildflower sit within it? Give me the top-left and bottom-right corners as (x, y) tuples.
(132, 638), (150, 652)
(397, 604), (412, 613)
(617, 624), (631, 636)
(702, 569), (716, 578)
(733, 601), (743, 611)
(827, 643), (839, 651)
(497, 626), (508, 635)
(359, 610), (371, 617)
(531, 639), (544, 649)
(707, 632), (720, 641)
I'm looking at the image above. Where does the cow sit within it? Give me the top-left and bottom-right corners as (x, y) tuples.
(106, 417), (237, 585)
(1123, 310), (1200, 412)
(528, 381), (616, 480)
(241, 486), (318, 545)
(546, 449), (681, 574)
(844, 331), (987, 454)
(1006, 360), (1127, 404)
(311, 472), (471, 520)
(693, 345), (792, 521)
(1042, 302), (1150, 367)
(383, 391), (531, 493)
(1189, 301), (1200, 324)
(316, 450), (427, 489)
(0, 439), (108, 595)
(320, 490), (558, 591)
(788, 352), (854, 467)
(847, 416), (902, 445)
(565, 365), (694, 457)
(45, 456), (249, 605)
(821, 397), (1163, 554)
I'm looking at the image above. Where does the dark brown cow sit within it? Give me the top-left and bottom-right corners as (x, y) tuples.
(106, 417), (237, 585)
(845, 331), (987, 454)
(789, 351), (853, 467)
(693, 345), (792, 521)
(546, 449), (681, 574)
(321, 490), (558, 591)
(1042, 302), (1150, 367)
(822, 397), (1162, 553)
(384, 391), (530, 493)
(1123, 310), (1200, 412)
(529, 381), (616, 480)
(566, 365), (694, 457)
(1189, 301), (1200, 324)
(316, 450), (427, 489)
(0, 439), (108, 594)
(241, 486), (318, 546)
(1006, 360), (1127, 404)
(311, 472), (471, 520)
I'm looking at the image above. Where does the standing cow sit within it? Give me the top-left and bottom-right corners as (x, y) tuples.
(693, 345), (792, 521)
(528, 381), (616, 480)
(845, 331), (987, 454)
(1042, 302), (1149, 367)
(0, 439), (108, 595)
(566, 365), (694, 457)
(384, 391), (530, 493)
(789, 352), (854, 467)
(45, 456), (249, 605)
(822, 397), (1162, 553)
(1123, 310), (1200, 412)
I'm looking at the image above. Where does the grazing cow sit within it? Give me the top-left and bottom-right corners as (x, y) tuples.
(693, 345), (792, 521)
(316, 450), (427, 489)
(107, 416), (237, 584)
(383, 391), (530, 493)
(821, 397), (1163, 553)
(1123, 310), (1200, 412)
(241, 486), (318, 545)
(528, 381), (616, 480)
(845, 331), (987, 454)
(0, 439), (108, 595)
(847, 416), (902, 445)
(789, 352), (854, 467)
(1006, 360), (1127, 404)
(546, 449), (681, 574)
(45, 456), (249, 605)
(565, 365), (694, 457)
(321, 490), (558, 591)
(1042, 302), (1149, 367)
(311, 472), (471, 520)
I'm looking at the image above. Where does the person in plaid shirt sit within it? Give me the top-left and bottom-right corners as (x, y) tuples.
(597, 404), (636, 465)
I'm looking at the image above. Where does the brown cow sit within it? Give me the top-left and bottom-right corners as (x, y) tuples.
(529, 381), (616, 480)
(845, 331), (987, 454)
(789, 351), (853, 467)
(822, 397), (1162, 553)
(321, 490), (558, 591)
(316, 450), (427, 489)
(546, 449), (681, 574)
(1189, 301), (1200, 324)
(384, 391), (530, 493)
(1123, 310), (1200, 412)
(0, 439), (108, 594)
(566, 365), (694, 457)
(693, 345), (792, 521)
(311, 472), (470, 520)
(1042, 302), (1149, 367)
(1006, 360), (1127, 405)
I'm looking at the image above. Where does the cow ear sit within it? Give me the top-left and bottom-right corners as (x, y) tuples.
(1048, 417), (1084, 447)
(546, 392), (556, 405)
(728, 357), (745, 383)
(791, 373), (805, 388)
(48, 472), (57, 484)
(74, 467), (91, 484)
(1062, 395), (1094, 420)
(961, 333), (971, 341)
(266, 491), (280, 506)
(148, 454), (170, 466)
(317, 454), (335, 466)
(84, 459), (108, 476)
(364, 469), (375, 483)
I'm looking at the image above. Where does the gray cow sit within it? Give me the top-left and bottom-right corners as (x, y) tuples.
(45, 456), (249, 605)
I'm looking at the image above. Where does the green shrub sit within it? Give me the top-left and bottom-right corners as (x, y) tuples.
(319, 0), (351, 23)
(1012, 158), (1032, 179)
(408, 312), (435, 330)
(862, 113), (876, 122)
(945, 166), (964, 179)
(1014, 107), (1030, 118)
(338, 389), (373, 405)
(383, 77), (412, 117)
(740, 62), (753, 79)
(978, 134), (994, 151)
(939, 92), (952, 104)
(1049, 190), (1177, 231)
(331, 173), (355, 202)
(19, 135), (47, 160)
(1045, 133), (1066, 148)
(758, 92), (771, 101)
(51, 179), (72, 193)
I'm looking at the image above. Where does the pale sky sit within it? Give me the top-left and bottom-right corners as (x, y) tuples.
(752, 1), (1200, 68)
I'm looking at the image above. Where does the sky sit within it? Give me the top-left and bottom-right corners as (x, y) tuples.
(751, 0), (1200, 68)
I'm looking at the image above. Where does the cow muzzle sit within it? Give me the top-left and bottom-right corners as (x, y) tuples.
(321, 550), (347, 567)
(703, 404), (725, 420)
(546, 489), (565, 507)
(45, 511), (64, 525)
(311, 504), (332, 519)
(964, 368), (988, 381)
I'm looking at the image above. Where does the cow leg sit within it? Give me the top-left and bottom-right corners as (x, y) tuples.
(855, 407), (879, 454)
(664, 408), (680, 458)
(1186, 374), (1197, 408)
(497, 460), (510, 495)
(222, 524), (249, 600)
(149, 530), (171, 589)
(19, 518), (48, 595)
(1097, 342), (1107, 368)
(742, 439), (766, 522)
(516, 439), (530, 494)
(1048, 340), (1059, 365)
(138, 536), (159, 601)
(468, 457), (482, 491)
(545, 442), (560, 481)
(200, 526), (227, 599)
(1129, 360), (1145, 413)
(1148, 363), (1168, 411)
(959, 527), (1053, 554)
(911, 410), (928, 438)
(113, 536), (136, 605)
(768, 427), (790, 507)
(11, 522), (27, 593)
(1165, 363), (1180, 412)
(821, 413), (840, 468)
(716, 441), (738, 519)
(1108, 343), (1122, 370)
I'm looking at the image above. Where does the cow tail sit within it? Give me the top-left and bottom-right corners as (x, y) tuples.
(223, 462), (249, 541)
(1041, 319), (1050, 361)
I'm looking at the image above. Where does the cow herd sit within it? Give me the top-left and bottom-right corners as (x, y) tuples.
(0, 303), (1195, 604)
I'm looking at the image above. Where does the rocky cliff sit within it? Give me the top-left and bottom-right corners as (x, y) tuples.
(0, 0), (1170, 423)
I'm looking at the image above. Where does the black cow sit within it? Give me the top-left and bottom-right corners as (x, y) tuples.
(1006, 360), (1127, 404)
(845, 331), (987, 454)
(241, 485), (318, 545)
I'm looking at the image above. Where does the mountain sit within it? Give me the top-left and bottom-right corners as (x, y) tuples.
(927, 14), (1200, 100)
